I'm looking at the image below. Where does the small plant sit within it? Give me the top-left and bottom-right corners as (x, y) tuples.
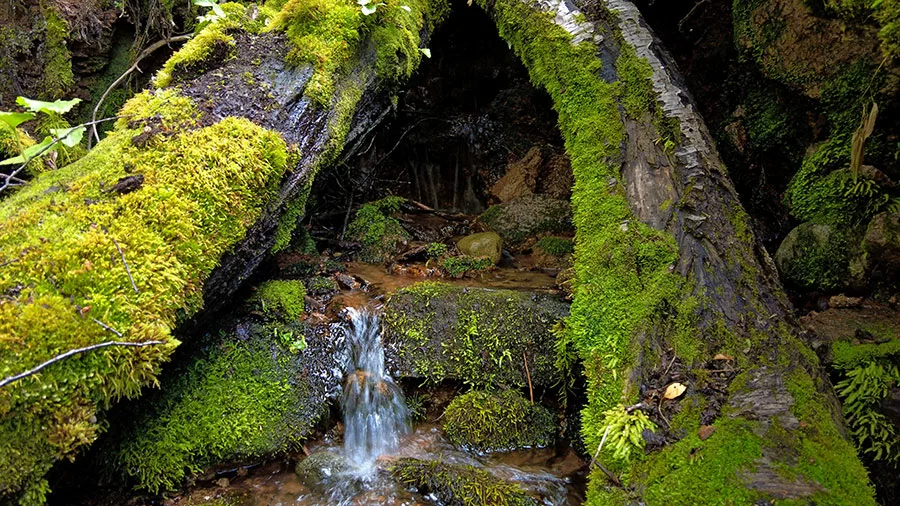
(441, 256), (493, 277)
(836, 359), (900, 462)
(425, 242), (448, 258)
(272, 326), (308, 353)
(597, 404), (656, 462)
(0, 97), (84, 169)
(346, 196), (410, 263)
(194, 0), (226, 24)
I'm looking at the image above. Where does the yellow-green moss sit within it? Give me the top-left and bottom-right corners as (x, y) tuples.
(0, 89), (289, 505)
(391, 457), (539, 506)
(250, 280), (306, 321)
(442, 390), (556, 452)
(0, 126), (39, 175)
(109, 320), (320, 493)
(153, 25), (237, 88)
(534, 236), (574, 257)
(41, 8), (74, 100)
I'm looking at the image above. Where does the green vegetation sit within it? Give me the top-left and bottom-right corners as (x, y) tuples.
(442, 390), (556, 452)
(306, 275), (338, 295)
(425, 241), (448, 258)
(41, 7), (74, 100)
(346, 196), (410, 262)
(108, 321), (321, 493)
(595, 404), (656, 462)
(441, 255), (493, 277)
(250, 280), (307, 321)
(153, 25), (236, 88)
(383, 282), (567, 387)
(265, 0), (448, 105)
(534, 236), (574, 257)
(391, 457), (539, 506)
(0, 89), (290, 505)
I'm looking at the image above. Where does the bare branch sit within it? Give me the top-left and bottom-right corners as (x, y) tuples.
(106, 230), (139, 294)
(89, 34), (193, 147)
(0, 339), (164, 389)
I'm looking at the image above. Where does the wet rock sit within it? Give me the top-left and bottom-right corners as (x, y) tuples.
(489, 146), (541, 202)
(295, 451), (354, 494)
(456, 232), (503, 265)
(479, 195), (572, 248)
(442, 390), (556, 452)
(864, 212), (900, 274)
(383, 282), (568, 387)
(389, 458), (540, 506)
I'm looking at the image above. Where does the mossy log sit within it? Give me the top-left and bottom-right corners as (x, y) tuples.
(473, 0), (875, 503)
(0, 2), (447, 503)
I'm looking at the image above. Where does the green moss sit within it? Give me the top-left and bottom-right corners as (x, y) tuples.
(109, 321), (320, 493)
(441, 255), (493, 277)
(265, 0), (447, 106)
(383, 282), (567, 387)
(346, 197), (410, 262)
(0, 125), (39, 175)
(442, 390), (556, 452)
(833, 339), (900, 370)
(250, 280), (306, 321)
(0, 89), (289, 504)
(41, 8), (74, 100)
(534, 236), (574, 257)
(153, 24), (236, 88)
(390, 458), (539, 506)
(305, 275), (338, 295)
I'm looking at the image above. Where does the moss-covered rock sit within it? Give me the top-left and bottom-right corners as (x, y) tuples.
(153, 25), (237, 89)
(250, 280), (307, 321)
(864, 211), (900, 275)
(295, 450), (354, 494)
(774, 222), (856, 291)
(382, 282), (568, 387)
(0, 89), (290, 505)
(346, 196), (410, 263)
(456, 232), (503, 264)
(390, 457), (539, 506)
(442, 390), (555, 452)
(102, 317), (342, 494)
(479, 195), (572, 248)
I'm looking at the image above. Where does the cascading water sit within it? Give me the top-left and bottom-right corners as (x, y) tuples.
(341, 307), (411, 472)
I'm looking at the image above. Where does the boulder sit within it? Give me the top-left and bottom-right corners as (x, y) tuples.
(489, 146), (541, 202)
(864, 212), (900, 274)
(456, 232), (503, 265)
(383, 282), (568, 388)
(479, 195), (572, 248)
(774, 222), (862, 291)
(295, 451), (354, 494)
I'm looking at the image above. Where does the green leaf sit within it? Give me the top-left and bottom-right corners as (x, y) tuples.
(361, 4), (378, 15)
(0, 137), (53, 165)
(50, 126), (86, 147)
(15, 97), (82, 115)
(0, 111), (35, 129)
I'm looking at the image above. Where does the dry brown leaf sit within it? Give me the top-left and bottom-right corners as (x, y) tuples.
(664, 382), (687, 400)
(713, 353), (733, 361)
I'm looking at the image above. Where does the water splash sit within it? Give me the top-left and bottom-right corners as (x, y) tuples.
(341, 307), (410, 474)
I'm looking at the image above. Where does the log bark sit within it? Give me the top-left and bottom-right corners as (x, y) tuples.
(476, 0), (875, 503)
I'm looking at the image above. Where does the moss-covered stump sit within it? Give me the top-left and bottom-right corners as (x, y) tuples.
(100, 318), (342, 494)
(0, 90), (290, 505)
(479, 195), (572, 248)
(382, 282), (568, 388)
(442, 390), (556, 452)
(390, 457), (539, 506)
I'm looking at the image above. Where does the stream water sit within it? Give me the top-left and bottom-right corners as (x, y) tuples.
(166, 307), (583, 506)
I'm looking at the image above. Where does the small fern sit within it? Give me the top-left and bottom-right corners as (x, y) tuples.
(837, 360), (900, 463)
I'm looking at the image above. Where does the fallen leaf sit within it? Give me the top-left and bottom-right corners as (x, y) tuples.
(698, 425), (716, 440)
(664, 382), (687, 400)
(713, 353), (733, 361)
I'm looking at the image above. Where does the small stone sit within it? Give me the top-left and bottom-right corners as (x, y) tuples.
(456, 232), (503, 265)
(698, 425), (716, 440)
(828, 294), (863, 309)
(215, 477), (230, 488)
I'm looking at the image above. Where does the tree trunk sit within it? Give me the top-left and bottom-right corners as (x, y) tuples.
(0, 3), (445, 503)
(476, 0), (874, 503)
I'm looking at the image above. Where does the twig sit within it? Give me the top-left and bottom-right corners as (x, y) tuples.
(678, 0), (710, 34)
(91, 318), (124, 337)
(523, 351), (534, 405)
(0, 116), (123, 194)
(0, 339), (164, 388)
(106, 229), (139, 294)
(89, 34), (193, 147)
(663, 352), (677, 378)
(588, 425), (622, 486)
(657, 396), (671, 429)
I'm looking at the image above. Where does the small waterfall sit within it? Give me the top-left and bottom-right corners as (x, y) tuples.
(340, 307), (410, 473)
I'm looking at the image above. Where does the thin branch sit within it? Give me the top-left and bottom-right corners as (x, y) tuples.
(105, 228), (139, 294)
(91, 318), (123, 337)
(0, 339), (164, 388)
(523, 351), (534, 405)
(0, 116), (123, 194)
(89, 34), (193, 147)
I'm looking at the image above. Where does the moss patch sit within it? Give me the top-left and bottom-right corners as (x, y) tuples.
(391, 457), (539, 506)
(383, 282), (568, 388)
(0, 89), (289, 504)
(442, 390), (556, 452)
(250, 280), (306, 322)
(154, 25), (237, 88)
(346, 196), (410, 262)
